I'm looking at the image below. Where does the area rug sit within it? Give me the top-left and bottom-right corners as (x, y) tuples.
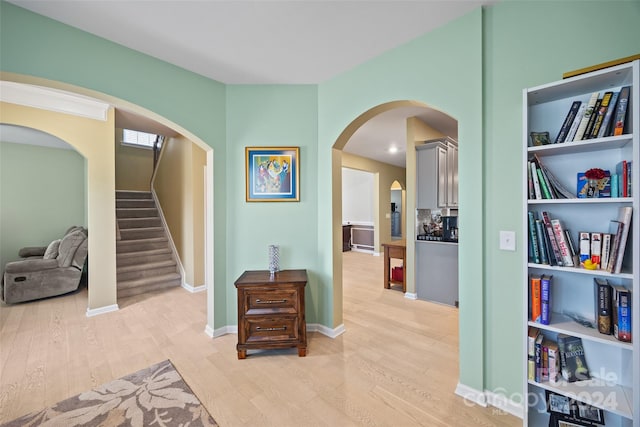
(2, 359), (218, 427)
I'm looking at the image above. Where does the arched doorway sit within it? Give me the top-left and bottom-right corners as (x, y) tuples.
(331, 99), (457, 320)
(390, 180), (404, 240)
(0, 79), (215, 333)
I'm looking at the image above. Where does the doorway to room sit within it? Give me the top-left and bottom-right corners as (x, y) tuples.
(332, 99), (460, 339)
(0, 80), (214, 326)
(390, 180), (404, 240)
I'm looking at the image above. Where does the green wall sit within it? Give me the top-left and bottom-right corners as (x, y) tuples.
(3, 0), (640, 408)
(0, 1), (227, 328)
(482, 0), (640, 399)
(0, 141), (86, 269)
(318, 7), (485, 391)
(226, 85), (319, 321)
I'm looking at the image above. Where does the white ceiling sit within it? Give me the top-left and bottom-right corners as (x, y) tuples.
(5, 0), (479, 165)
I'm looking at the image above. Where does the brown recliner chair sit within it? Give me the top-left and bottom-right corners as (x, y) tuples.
(1, 226), (88, 304)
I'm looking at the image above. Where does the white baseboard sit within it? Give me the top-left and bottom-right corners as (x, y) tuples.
(86, 304), (119, 317)
(204, 324), (214, 338)
(455, 382), (487, 407)
(213, 325), (238, 338)
(350, 247), (374, 254)
(404, 292), (417, 300)
(182, 282), (206, 293)
(484, 389), (524, 419)
(207, 323), (346, 339)
(307, 323), (346, 338)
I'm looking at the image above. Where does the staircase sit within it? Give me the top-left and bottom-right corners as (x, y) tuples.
(116, 190), (181, 298)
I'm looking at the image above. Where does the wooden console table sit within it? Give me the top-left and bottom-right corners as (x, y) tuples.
(234, 269), (307, 359)
(382, 239), (406, 293)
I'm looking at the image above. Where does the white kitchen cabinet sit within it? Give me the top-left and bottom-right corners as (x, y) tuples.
(416, 137), (458, 209)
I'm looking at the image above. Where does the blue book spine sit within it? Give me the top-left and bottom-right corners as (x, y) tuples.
(611, 174), (619, 198)
(541, 276), (552, 325)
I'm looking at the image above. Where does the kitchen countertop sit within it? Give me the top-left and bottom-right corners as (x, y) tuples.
(415, 239), (458, 245)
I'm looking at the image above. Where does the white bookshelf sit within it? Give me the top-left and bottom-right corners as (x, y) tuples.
(523, 60), (639, 427)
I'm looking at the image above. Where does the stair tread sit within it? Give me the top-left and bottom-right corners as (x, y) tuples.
(117, 259), (176, 273)
(117, 236), (167, 244)
(118, 273), (181, 288)
(117, 248), (171, 257)
(118, 279), (181, 298)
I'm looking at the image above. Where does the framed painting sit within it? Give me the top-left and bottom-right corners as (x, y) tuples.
(245, 146), (300, 202)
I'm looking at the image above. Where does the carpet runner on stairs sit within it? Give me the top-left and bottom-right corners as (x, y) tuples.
(116, 190), (181, 298)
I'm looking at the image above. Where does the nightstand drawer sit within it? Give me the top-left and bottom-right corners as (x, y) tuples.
(245, 288), (299, 315)
(244, 317), (299, 343)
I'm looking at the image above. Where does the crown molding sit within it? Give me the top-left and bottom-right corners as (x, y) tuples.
(0, 81), (110, 121)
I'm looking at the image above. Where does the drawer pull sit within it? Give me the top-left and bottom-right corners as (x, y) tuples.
(255, 299), (287, 304)
(256, 326), (287, 332)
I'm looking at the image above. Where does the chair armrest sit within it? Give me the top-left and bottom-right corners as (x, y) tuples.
(4, 259), (58, 274)
(18, 246), (47, 258)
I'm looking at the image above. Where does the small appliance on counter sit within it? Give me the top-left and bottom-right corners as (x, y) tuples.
(442, 215), (458, 242)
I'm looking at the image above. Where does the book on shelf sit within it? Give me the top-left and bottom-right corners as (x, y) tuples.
(542, 340), (549, 382)
(532, 154), (574, 199)
(527, 162), (534, 199)
(590, 232), (602, 268)
(594, 278), (612, 335)
(583, 97), (602, 139)
(600, 233), (612, 271)
(610, 206), (633, 274)
(535, 332), (544, 382)
(627, 161), (633, 197)
(528, 327), (540, 381)
(578, 232), (590, 264)
(589, 91), (613, 138)
(536, 168), (553, 199)
(555, 100), (582, 143)
(530, 161), (543, 199)
(541, 274), (552, 325)
(541, 211), (564, 266)
(613, 85), (631, 136)
(546, 340), (560, 384)
(535, 219), (550, 265)
(528, 211), (541, 264)
(551, 219), (574, 266)
(607, 221), (623, 273)
(611, 285), (632, 342)
(563, 229), (579, 266)
(611, 173), (619, 198)
(557, 334), (590, 382)
(597, 90), (620, 138)
(616, 160), (628, 197)
(531, 275), (542, 323)
(565, 103), (586, 142)
(573, 91), (599, 141)
(577, 170), (611, 198)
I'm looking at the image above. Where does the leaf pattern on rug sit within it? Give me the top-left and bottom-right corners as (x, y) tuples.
(1, 360), (218, 427)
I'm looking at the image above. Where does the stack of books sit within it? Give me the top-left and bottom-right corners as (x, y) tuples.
(552, 86), (631, 144)
(527, 155), (574, 200)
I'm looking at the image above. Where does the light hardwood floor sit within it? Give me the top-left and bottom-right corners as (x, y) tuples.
(0, 251), (521, 426)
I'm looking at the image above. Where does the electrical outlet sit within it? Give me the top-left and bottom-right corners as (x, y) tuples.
(499, 230), (516, 251)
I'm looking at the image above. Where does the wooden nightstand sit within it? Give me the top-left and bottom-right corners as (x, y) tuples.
(234, 269), (307, 359)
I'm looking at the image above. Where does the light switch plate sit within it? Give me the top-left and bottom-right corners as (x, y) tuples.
(499, 230), (516, 251)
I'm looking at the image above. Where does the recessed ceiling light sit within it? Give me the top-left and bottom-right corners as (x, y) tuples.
(389, 146), (398, 154)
